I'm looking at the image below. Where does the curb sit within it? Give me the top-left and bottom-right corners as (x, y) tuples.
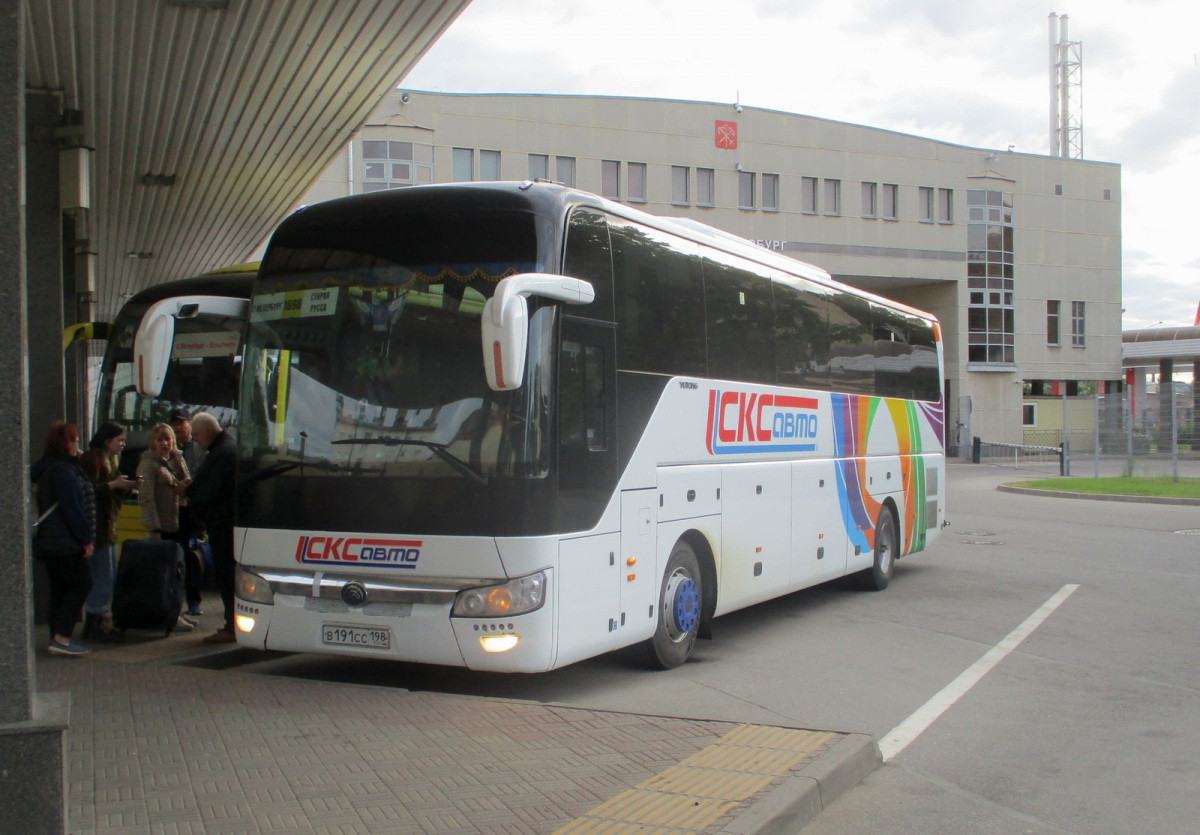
(720, 733), (882, 834)
(997, 484), (1200, 506)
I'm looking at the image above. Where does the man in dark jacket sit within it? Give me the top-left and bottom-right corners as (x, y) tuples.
(187, 412), (238, 643)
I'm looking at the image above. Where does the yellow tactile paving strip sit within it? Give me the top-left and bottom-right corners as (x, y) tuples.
(553, 725), (839, 833)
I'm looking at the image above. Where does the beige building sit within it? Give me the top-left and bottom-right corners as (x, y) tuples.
(300, 90), (1123, 451)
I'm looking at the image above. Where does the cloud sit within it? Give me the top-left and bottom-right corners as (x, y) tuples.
(1104, 69), (1200, 171)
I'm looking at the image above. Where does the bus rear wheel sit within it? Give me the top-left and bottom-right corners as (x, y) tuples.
(861, 507), (898, 591)
(641, 540), (702, 670)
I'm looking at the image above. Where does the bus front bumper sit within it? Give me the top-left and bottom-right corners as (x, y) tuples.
(234, 566), (557, 672)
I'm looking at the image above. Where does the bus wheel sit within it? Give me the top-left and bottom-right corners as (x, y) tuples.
(862, 507), (898, 591)
(642, 540), (702, 669)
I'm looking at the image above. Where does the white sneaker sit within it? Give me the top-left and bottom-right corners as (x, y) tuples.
(173, 617), (195, 633)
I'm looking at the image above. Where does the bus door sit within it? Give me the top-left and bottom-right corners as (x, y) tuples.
(557, 316), (618, 527)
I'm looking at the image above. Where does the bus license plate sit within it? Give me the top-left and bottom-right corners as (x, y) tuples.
(321, 624), (391, 650)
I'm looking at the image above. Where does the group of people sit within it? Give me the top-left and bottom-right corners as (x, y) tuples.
(31, 411), (237, 656)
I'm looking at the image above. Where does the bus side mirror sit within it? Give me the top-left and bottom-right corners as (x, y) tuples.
(134, 295), (250, 397)
(482, 273), (595, 391)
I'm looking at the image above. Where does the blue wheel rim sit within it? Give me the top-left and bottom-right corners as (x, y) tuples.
(667, 574), (699, 639)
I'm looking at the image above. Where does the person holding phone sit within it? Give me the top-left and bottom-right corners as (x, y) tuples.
(78, 421), (138, 641)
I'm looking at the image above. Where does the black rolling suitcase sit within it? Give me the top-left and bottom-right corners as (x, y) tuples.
(112, 539), (186, 635)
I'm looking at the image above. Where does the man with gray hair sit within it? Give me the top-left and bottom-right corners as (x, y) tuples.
(187, 412), (238, 643)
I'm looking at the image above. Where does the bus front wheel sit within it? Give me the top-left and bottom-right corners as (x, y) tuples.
(641, 540), (702, 669)
(861, 507), (898, 591)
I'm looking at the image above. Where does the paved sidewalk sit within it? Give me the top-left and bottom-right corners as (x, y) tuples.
(35, 610), (879, 835)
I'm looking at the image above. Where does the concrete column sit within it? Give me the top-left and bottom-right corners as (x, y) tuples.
(1101, 379), (1124, 454)
(1192, 362), (1200, 448)
(0, 1), (72, 831)
(25, 90), (67, 452)
(1158, 358), (1174, 452)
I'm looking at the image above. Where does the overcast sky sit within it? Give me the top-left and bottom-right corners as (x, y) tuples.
(405, 0), (1200, 330)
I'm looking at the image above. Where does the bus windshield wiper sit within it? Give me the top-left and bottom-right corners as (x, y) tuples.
(240, 458), (341, 484)
(330, 438), (488, 487)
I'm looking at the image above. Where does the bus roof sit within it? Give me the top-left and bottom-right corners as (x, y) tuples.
(281, 182), (938, 325)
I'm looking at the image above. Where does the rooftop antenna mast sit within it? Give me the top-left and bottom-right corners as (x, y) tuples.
(1049, 12), (1084, 158)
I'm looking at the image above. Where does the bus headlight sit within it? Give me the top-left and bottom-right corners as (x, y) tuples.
(235, 568), (274, 604)
(452, 571), (546, 617)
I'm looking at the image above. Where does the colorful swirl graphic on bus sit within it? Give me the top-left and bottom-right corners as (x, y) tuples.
(294, 535), (422, 568)
(831, 394), (938, 557)
(705, 390), (820, 454)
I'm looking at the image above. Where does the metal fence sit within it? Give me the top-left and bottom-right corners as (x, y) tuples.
(966, 389), (1200, 478)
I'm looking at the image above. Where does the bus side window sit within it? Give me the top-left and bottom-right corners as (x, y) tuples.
(908, 315), (941, 402)
(703, 254), (774, 384)
(774, 276), (833, 390)
(829, 293), (874, 395)
(560, 339), (607, 452)
(873, 304), (913, 398)
(563, 208), (614, 323)
(610, 218), (705, 377)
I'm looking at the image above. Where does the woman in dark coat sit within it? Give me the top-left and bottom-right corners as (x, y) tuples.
(31, 421), (97, 656)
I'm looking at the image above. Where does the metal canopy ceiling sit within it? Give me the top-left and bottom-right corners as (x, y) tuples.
(23, 0), (471, 320)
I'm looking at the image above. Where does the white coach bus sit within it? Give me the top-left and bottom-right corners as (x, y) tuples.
(225, 182), (945, 672)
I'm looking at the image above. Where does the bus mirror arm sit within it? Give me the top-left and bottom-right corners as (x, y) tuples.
(481, 273), (594, 392)
(134, 295), (251, 397)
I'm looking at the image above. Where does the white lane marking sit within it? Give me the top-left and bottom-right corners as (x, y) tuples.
(879, 583), (1080, 762)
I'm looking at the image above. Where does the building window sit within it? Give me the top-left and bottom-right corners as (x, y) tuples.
(823, 179), (841, 215)
(763, 173), (779, 211)
(628, 162), (647, 202)
(1047, 300), (1061, 346)
(966, 189), (1015, 364)
(480, 150), (501, 180)
(452, 148), (473, 182)
(555, 156), (576, 186)
(1072, 301), (1086, 347)
(697, 168), (714, 206)
(1103, 188), (1112, 200)
(1022, 404), (1037, 426)
(671, 166), (689, 205)
(919, 186), (934, 222)
(801, 176), (818, 214)
(739, 171), (755, 209)
(861, 182), (877, 218)
(528, 154), (549, 181)
(938, 188), (953, 223)
(361, 139), (433, 191)
(1054, 183), (1064, 196)
(602, 160), (620, 199)
(882, 183), (898, 219)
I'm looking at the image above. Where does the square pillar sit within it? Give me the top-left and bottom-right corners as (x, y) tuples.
(1, 1), (72, 831)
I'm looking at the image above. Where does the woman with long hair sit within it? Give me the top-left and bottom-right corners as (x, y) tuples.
(136, 423), (197, 632)
(78, 421), (138, 641)
(30, 420), (97, 656)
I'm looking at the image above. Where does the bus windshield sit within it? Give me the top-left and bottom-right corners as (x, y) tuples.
(96, 309), (242, 456)
(238, 206), (555, 532)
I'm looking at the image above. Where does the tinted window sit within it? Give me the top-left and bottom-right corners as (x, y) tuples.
(562, 208), (614, 322)
(702, 252), (774, 384)
(829, 293), (874, 395)
(873, 304), (914, 398)
(908, 315), (940, 401)
(774, 275), (833, 390)
(610, 218), (706, 376)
